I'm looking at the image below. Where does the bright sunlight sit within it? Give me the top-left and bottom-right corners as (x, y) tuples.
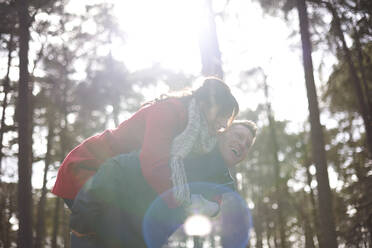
(184, 215), (212, 236)
(113, 0), (207, 73)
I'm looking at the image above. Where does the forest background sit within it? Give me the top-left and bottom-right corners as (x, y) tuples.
(0, 0), (371, 247)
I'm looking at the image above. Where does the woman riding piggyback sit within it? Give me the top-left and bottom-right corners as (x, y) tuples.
(52, 77), (239, 208)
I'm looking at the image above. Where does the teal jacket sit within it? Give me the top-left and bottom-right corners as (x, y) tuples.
(70, 149), (235, 247)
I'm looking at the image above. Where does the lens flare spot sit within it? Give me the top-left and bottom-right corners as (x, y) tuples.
(184, 214), (212, 236)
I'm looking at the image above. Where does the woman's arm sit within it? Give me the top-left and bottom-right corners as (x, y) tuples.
(139, 100), (187, 207)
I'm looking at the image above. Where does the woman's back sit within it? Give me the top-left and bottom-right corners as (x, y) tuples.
(52, 98), (188, 199)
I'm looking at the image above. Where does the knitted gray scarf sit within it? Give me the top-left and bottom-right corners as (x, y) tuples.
(169, 98), (217, 206)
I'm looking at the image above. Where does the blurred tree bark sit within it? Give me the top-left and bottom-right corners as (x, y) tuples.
(304, 159), (323, 247)
(295, 193), (315, 248)
(0, 33), (14, 175)
(0, 191), (5, 246)
(34, 108), (56, 248)
(16, 0), (34, 246)
(2, 184), (16, 248)
(198, 0), (223, 79)
(301, 136), (323, 247)
(60, 82), (70, 247)
(0, 32), (14, 248)
(62, 206), (70, 248)
(253, 200), (264, 248)
(51, 197), (61, 248)
(296, 0), (338, 247)
(354, 29), (372, 118)
(262, 69), (287, 248)
(51, 77), (70, 248)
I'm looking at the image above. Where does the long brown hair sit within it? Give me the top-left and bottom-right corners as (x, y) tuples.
(193, 77), (239, 125)
(142, 77), (239, 124)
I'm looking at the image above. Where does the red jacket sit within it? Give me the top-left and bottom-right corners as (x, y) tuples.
(52, 98), (188, 206)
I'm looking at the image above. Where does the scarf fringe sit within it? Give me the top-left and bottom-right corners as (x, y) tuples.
(170, 98), (217, 206)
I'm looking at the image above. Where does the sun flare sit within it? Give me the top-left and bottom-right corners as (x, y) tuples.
(113, 0), (207, 73)
(184, 214), (212, 236)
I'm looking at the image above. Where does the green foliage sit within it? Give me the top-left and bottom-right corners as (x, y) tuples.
(323, 42), (372, 114)
(321, 40), (372, 244)
(237, 106), (309, 246)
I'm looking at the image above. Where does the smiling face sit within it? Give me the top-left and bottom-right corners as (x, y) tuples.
(218, 123), (255, 168)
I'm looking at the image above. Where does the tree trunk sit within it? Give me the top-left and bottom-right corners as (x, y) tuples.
(0, 33), (13, 248)
(273, 228), (278, 248)
(296, 0), (338, 247)
(290, 191), (315, 248)
(367, 215), (372, 247)
(0, 33), (14, 175)
(4, 185), (15, 248)
(0, 185), (6, 247)
(51, 197), (61, 248)
(303, 217), (315, 248)
(17, 0), (33, 246)
(266, 231), (272, 248)
(112, 102), (120, 127)
(263, 73), (287, 248)
(325, 3), (372, 157)
(55, 59), (72, 248)
(62, 206), (71, 248)
(354, 29), (372, 119)
(303, 145), (324, 248)
(34, 113), (56, 248)
(198, 0), (223, 78)
(265, 219), (272, 248)
(254, 202), (264, 248)
(305, 165), (323, 247)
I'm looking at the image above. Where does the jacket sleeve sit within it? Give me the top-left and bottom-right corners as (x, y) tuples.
(139, 101), (186, 208)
